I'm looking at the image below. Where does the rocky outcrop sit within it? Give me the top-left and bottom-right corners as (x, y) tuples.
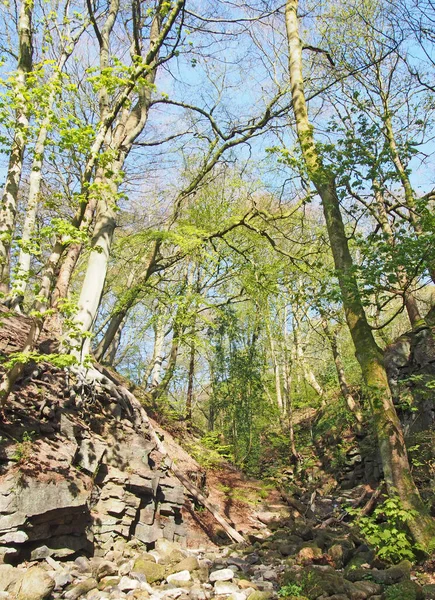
(385, 324), (435, 434)
(0, 361), (191, 563)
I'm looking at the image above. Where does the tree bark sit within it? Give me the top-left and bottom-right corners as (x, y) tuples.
(322, 318), (363, 424)
(0, 0), (33, 295)
(372, 184), (423, 327)
(186, 334), (195, 424)
(285, 0), (435, 548)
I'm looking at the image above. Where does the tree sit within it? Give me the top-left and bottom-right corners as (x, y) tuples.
(284, 0), (435, 548)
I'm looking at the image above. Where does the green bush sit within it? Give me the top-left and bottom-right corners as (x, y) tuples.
(348, 494), (418, 563)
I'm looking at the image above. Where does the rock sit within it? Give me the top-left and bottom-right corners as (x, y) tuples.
(16, 567), (55, 600)
(0, 530), (28, 544)
(210, 569), (235, 582)
(228, 593), (246, 600)
(384, 581), (423, 600)
(328, 543), (350, 568)
(214, 581), (240, 595)
(64, 578), (98, 600)
(53, 570), (73, 590)
(238, 580), (258, 590)
(98, 576), (121, 590)
(133, 558), (166, 583)
(190, 584), (208, 600)
(353, 580), (382, 597)
(297, 545), (322, 563)
(119, 560), (134, 576)
(119, 576), (140, 591)
(423, 584), (435, 599)
(246, 592), (273, 600)
(168, 557), (199, 574)
(278, 543), (299, 557)
(345, 560), (411, 586)
(155, 539), (183, 560)
(74, 556), (91, 573)
(167, 571), (191, 584)
(0, 564), (24, 593)
(261, 570), (277, 581)
(95, 561), (118, 580)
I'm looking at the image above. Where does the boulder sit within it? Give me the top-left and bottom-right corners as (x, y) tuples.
(133, 557), (166, 583)
(64, 578), (98, 600)
(168, 557), (199, 574)
(16, 567), (55, 600)
(384, 581), (424, 600)
(0, 564), (25, 593)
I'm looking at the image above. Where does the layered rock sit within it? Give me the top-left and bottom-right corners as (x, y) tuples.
(0, 362), (188, 563)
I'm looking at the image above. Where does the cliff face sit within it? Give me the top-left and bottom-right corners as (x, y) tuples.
(385, 324), (435, 434)
(0, 309), (198, 564)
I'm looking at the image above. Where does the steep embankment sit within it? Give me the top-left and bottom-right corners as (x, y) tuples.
(1, 309), (435, 600)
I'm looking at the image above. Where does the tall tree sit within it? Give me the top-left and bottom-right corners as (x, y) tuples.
(284, 0), (435, 547)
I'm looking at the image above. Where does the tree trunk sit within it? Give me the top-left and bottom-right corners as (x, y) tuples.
(267, 318), (285, 415)
(285, 0), (435, 548)
(283, 315), (298, 458)
(150, 312), (166, 387)
(378, 81), (435, 284)
(372, 185), (423, 327)
(94, 241), (161, 362)
(186, 334), (195, 424)
(0, 0), (33, 295)
(293, 310), (325, 403)
(322, 319), (364, 424)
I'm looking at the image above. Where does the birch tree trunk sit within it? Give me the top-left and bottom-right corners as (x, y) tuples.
(72, 1), (185, 362)
(321, 319), (363, 425)
(0, 0), (33, 295)
(150, 312), (166, 387)
(293, 309), (325, 403)
(285, 0), (435, 548)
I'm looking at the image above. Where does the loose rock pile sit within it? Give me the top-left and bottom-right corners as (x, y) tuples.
(1, 508), (434, 600)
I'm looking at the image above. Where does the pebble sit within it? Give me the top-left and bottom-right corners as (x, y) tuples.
(210, 569), (235, 582)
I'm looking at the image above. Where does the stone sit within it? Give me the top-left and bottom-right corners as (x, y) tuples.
(384, 581), (423, 600)
(423, 584), (435, 599)
(119, 560), (134, 576)
(0, 530), (28, 544)
(53, 571), (73, 590)
(135, 523), (164, 545)
(167, 571), (191, 584)
(95, 561), (118, 580)
(119, 576), (140, 591)
(16, 567), (55, 600)
(297, 545), (322, 563)
(210, 569), (235, 582)
(0, 564), (24, 593)
(246, 592), (273, 600)
(155, 539), (183, 560)
(238, 580), (258, 590)
(262, 570), (277, 581)
(133, 558), (166, 583)
(214, 581), (240, 595)
(74, 556), (91, 572)
(98, 577), (121, 590)
(228, 593), (246, 600)
(169, 557), (199, 574)
(353, 580), (382, 597)
(76, 437), (107, 473)
(64, 578), (98, 600)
